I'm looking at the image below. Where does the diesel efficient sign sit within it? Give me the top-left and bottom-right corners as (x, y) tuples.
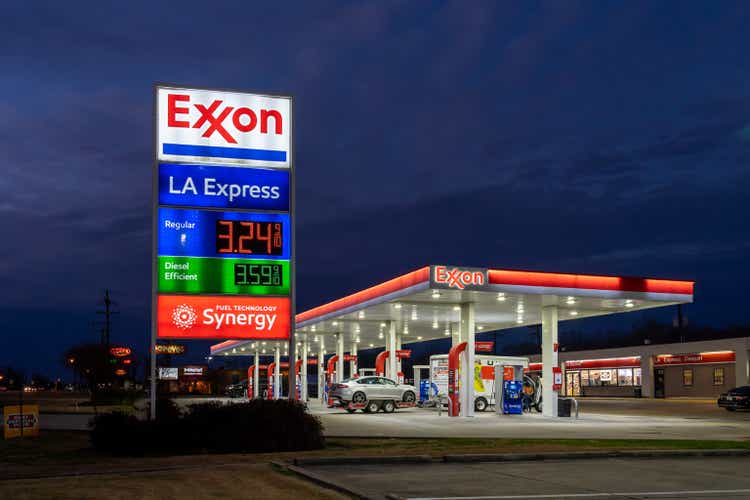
(157, 86), (291, 168)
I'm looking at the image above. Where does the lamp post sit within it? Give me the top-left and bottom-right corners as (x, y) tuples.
(67, 357), (76, 390)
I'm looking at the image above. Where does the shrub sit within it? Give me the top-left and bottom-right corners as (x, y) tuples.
(90, 399), (324, 455)
(90, 412), (155, 455)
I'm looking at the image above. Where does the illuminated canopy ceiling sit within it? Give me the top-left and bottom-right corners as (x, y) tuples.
(211, 265), (694, 357)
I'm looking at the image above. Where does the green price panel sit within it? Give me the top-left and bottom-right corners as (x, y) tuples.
(158, 256), (290, 295)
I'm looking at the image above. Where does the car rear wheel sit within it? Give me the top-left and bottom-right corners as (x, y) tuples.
(382, 400), (396, 413)
(352, 391), (367, 404)
(402, 391), (416, 403)
(474, 397), (488, 412)
(365, 400), (380, 413)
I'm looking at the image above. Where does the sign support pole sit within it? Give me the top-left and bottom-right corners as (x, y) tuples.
(150, 87), (158, 421)
(287, 98), (296, 399)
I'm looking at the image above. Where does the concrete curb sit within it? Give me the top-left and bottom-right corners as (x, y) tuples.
(441, 449), (750, 462)
(274, 461), (372, 499)
(289, 448), (750, 468)
(294, 454), (434, 466)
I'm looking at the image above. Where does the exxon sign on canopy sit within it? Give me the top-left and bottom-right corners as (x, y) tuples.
(157, 86), (292, 168)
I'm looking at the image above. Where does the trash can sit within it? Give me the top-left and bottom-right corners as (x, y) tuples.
(557, 397), (572, 417)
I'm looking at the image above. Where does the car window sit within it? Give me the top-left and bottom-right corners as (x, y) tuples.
(380, 378), (397, 386)
(734, 386), (750, 394)
(358, 378), (375, 385)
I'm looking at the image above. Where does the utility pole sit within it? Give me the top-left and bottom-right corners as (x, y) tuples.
(96, 289), (119, 349)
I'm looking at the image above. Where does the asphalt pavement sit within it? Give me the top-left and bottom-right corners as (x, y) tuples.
(300, 456), (750, 499)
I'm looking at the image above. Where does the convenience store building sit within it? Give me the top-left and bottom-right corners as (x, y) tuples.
(528, 336), (749, 399)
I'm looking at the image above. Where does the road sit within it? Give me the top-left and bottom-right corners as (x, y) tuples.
(302, 456), (750, 499)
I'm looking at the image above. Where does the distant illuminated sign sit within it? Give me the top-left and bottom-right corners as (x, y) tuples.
(109, 347), (132, 358)
(158, 208), (290, 260)
(431, 265), (488, 290)
(159, 163), (289, 211)
(114, 369), (127, 376)
(155, 344), (187, 355)
(158, 367), (179, 380)
(181, 366), (205, 377)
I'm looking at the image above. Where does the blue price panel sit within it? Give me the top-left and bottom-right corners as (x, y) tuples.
(159, 163), (289, 211)
(158, 208), (290, 260)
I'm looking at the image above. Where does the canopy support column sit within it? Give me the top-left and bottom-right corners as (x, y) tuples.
(542, 303), (559, 417)
(336, 333), (344, 382)
(350, 341), (358, 377)
(301, 338), (308, 401)
(253, 350), (259, 399)
(389, 321), (397, 381)
(459, 302), (475, 417)
(318, 336), (325, 404)
(273, 345), (281, 400)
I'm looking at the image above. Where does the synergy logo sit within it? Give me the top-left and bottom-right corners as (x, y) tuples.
(159, 163), (289, 211)
(171, 304), (198, 330)
(157, 295), (290, 340)
(432, 265), (488, 290)
(157, 87), (291, 167)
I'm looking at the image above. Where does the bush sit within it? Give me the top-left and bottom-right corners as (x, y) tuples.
(90, 399), (324, 455)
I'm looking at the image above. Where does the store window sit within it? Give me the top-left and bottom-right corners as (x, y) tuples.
(713, 367), (725, 386)
(682, 368), (694, 387)
(617, 368), (633, 386)
(581, 370), (590, 387)
(634, 368), (642, 386)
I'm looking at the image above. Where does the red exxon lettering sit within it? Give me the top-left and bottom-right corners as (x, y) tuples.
(166, 94), (284, 143)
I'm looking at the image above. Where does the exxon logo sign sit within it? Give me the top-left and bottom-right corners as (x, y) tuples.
(431, 266), (488, 290)
(157, 86), (292, 168)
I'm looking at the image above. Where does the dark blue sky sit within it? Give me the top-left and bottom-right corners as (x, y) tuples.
(1, 1), (749, 378)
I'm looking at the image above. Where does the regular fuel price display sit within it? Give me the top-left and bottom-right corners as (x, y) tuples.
(158, 208), (290, 260)
(216, 220), (283, 256)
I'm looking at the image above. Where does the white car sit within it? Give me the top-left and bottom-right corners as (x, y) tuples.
(329, 376), (417, 413)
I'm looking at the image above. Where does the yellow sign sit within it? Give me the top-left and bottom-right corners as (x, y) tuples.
(3, 404), (39, 439)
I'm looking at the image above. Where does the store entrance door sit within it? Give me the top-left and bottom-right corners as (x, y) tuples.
(566, 372), (581, 396)
(654, 368), (665, 398)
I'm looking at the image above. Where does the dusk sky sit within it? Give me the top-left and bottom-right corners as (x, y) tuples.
(1, 2), (749, 378)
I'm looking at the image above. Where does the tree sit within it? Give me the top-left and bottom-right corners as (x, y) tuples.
(64, 343), (116, 395)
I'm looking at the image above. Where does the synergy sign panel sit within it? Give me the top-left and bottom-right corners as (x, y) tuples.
(158, 295), (290, 340)
(156, 86), (291, 168)
(153, 84), (294, 346)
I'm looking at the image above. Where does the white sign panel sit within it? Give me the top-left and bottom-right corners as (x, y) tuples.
(157, 86), (291, 168)
(158, 367), (179, 380)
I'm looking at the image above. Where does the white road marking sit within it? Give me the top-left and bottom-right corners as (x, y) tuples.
(405, 489), (750, 499)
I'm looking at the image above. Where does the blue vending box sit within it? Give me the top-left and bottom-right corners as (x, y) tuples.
(503, 380), (523, 415)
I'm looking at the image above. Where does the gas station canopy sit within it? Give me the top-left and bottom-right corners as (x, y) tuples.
(211, 265), (694, 355)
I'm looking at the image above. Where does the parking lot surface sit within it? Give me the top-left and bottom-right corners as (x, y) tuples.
(302, 456), (750, 499)
(307, 399), (750, 441)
